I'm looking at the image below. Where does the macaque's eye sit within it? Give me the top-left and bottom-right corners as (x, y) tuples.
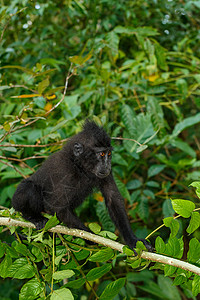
(108, 151), (111, 156)
(100, 152), (105, 157)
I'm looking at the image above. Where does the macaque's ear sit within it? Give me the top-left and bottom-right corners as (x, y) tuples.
(73, 143), (84, 156)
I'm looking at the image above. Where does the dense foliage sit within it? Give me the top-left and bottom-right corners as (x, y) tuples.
(0, 0), (200, 299)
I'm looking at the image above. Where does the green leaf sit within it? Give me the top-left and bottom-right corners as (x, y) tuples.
(99, 231), (118, 240)
(14, 243), (31, 257)
(130, 258), (142, 269)
(171, 139), (196, 158)
(172, 113), (200, 137)
(44, 214), (59, 231)
(86, 264), (112, 281)
(164, 265), (177, 277)
(0, 255), (12, 278)
(50, 288), (74, 300)
(137, 195), (149, 221)
(155, 43), (168, 71)
(64, 278), (86, 289)
(96, 202), (115, 232)
(69, 50), (92, 65)
(163, 218), (179, 238)
(155, 236), (166, 253)
(114, 175), (131, 202)
(171, 199), (195, 218)
(187, 211), (200, 234)
(165, 237), (183, 258)
(187, 238), (200, 263)
(53, 270), (75, 281)
(192, 275), (200, 297)
(8, 258), (35, 279)
(106, 31), (119, 57)
(38, 77), (49, 94)
(123, 113), (155, 154)
(114, 26), (158, 36)
(126, 179), (142, 190)
(19, 278), (44, 300)
(100, 278), (126, 300)
(121, 104), (136, 135)
(88, 222), (101, 234)
(0, 65), (34, 75)
(89, 248), (114, 262)
(176, 78), (188, 100)
(148, 164), (166, 178)
(190, 181), (200, 198)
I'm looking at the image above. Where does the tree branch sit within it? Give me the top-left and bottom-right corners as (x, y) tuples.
(1, 217), (200, 276)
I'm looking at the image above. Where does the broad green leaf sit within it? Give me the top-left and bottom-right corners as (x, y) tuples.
(0, 255), (12, 278)
(165, 237), (182, 258)
(187, 211), (200, 234)
(0, 242), (5, 258)
(114, 175), (131, 202)
(121, 104), (136, 135)
(19, 278), (44, 300)
(164, 265), (177, 277)
(114, 26), (158, 36)
(176, 78), (188, 100)
(106, 31), (119, 57)
(192, 275), (200, 297)
(50, 288), (74, 300)
(162, 199), (175, 218)
(0, 65), (34, 74)
(148, 164), (166, 178)
(64, 278), (86, 289)
(173, 274), (187, 286)
(163, 218), (179, 238)
(155, 43), (168, 71)
(155, 236), (166, 253)
(126, 179), (142, 190)
(38, 77), (49, 94)
(89, 248), (114, 262)
(171, 139), (196, 158)
(172, 113), (200, 137)
(123, 113), (155, 154)
(130, 258), (142, 269)
(138, 195), (149, 221)
(69, 50), (92, 65)
(171, 199), (195, 218)
(96, 202), (115, 232)
(44, 214), (59, 231)
(53, 270), (75, 281)
(190, 181), (200, 198)
(86, 264), (112, 281)
(88, 222), (101, 234)
(112, 153), (128, 167)
(187, 238), (200, 263)
(8, 258), (35, 279)
(157, 275), (181, 300)
(99, 231), (118, 240)
(100, 278), (126, 300)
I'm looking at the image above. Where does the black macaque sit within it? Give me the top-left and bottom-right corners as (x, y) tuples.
(12, 120), (152, 251)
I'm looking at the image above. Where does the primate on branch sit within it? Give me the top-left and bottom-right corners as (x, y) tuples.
(12, 120), (152, 251)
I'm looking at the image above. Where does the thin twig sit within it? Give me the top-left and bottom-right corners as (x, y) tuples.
(112, 137), (143, 146)
(0, 139), (68, 148)
(0, 160), (27, 178)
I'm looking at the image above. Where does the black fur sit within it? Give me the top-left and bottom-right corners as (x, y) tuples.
(12, 120), (152, 251)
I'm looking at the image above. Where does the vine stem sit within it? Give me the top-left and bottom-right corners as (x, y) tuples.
(1, 217), (200, 276)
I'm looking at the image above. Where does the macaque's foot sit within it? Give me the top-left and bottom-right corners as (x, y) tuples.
(135, 238), (154, 252)
(26, 217), (48, 230)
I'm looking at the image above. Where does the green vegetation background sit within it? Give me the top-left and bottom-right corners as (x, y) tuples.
(0, 0), (200, 299)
